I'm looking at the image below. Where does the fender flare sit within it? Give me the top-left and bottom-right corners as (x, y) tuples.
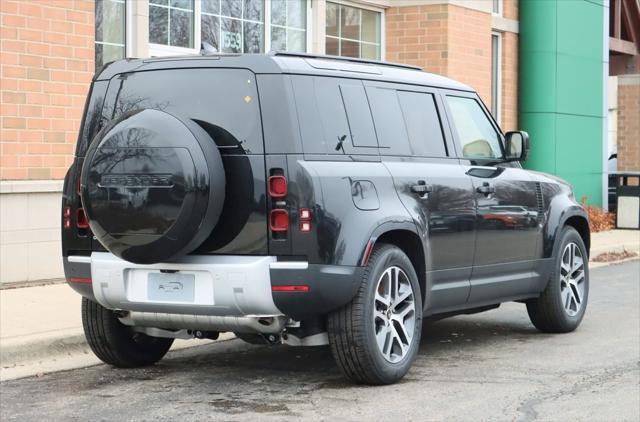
(546, 204), (589, 259)
(358, 220), (423, 266)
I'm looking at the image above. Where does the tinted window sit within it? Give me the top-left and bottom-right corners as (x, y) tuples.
(397, 91), (448, 157)
(366, 87), (411, 155)
(339, 84), (377, 148)
(446, 96), (502, 159)
(291, 75), (378, 155)
(111, 68), (263, 154)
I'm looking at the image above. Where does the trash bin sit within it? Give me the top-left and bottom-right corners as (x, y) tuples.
(613, 172), (640, 229)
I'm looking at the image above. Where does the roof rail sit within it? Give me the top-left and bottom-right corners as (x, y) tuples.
(269, 51), (423, 71)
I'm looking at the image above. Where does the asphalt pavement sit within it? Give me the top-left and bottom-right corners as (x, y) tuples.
(0, 260), (638, 421)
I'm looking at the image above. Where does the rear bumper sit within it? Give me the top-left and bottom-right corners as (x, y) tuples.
(63, 253), (362, 322)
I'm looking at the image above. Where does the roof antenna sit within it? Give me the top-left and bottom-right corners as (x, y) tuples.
(200, 41), (217, 55)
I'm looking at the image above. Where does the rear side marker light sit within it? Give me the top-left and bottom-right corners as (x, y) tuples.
(76, 208), (89, 229)
(70, 277), (91, 284)
(63, 206), (71, 229)
(268, 175), (287, 198)
(299, 208), (312, 232)
(270, 209), (289, 232)
(299, 208), (311, 220)
(272, 285), (310, 292)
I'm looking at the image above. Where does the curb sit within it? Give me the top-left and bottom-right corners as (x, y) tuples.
(1, 330), (89, 368)
(0, 330), (236, 382)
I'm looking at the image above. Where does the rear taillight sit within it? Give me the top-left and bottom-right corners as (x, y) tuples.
(269, 171), (289, 237)
(76, 208), (89, 229)
(270, 209), (289, 232)
(268, 175), (287, 198)
(63, 206), (71, 229)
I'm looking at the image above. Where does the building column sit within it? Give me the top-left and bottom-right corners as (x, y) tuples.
(127, 0), (149, 59)
(520, 0), (606, 206)
(310, 0), (327, 54)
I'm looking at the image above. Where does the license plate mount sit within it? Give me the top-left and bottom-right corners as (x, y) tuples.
(147, 272), (195, 303)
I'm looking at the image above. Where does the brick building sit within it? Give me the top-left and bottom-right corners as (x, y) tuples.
(0, 0), (635, 283)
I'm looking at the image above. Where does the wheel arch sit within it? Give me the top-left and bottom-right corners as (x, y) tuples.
(545, 198), (590, 259)
(365, 226), (427, 308)
(564, 215), (591, 257)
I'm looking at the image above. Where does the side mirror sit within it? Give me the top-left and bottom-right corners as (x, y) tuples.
(504, 131), (529, 162)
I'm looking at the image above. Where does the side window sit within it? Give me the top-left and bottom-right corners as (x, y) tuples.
(397, 91), (448, 157)
(291, 75), (378, 155)
(445, 96), (502, 159)
(365, 87), (412, 155)
(339, 84), (378, 148)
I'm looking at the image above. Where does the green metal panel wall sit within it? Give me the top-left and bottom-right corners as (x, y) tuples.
(520, 0), (605, 206)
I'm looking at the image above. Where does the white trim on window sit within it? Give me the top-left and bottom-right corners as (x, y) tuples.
(491, 31), (502, 125)
(147, 0), (311, 57)
(325, 0), (384, 60)
(492, 0), (502, 16)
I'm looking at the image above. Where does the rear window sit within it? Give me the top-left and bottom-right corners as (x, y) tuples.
(107, 68), (263, 154)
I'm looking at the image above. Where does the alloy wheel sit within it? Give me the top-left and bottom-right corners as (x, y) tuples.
(560, 242), (586, 317)
(373, 266), (416, 363)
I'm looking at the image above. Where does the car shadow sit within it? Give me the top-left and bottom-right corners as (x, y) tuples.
(106, 310), (540, 387)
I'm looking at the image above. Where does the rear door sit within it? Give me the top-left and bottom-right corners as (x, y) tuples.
(99, 68), (269, 255)
(442, 92), (540, 303)
(365, 81), (477, 312)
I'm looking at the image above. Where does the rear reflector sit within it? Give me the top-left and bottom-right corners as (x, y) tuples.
(70, 277), (91, 284)
(272, 285), (310, 292)
(299, 208), (312, 232)
(76, 208), (89, 229)
(361, 240), (376, 266)
(268, 175), (287, 198)
(269, 209), (289, 232)
(63, 206), (71, 229)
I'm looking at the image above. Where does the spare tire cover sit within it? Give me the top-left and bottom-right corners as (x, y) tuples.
(81, 109), (225, 264)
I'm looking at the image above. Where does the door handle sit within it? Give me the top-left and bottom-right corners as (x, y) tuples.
(411, 181), (433, 195)
(476, 182), (496, 195)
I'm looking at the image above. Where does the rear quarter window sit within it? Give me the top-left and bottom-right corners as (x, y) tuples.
(291, 75), (379, 156)
(108, 68), (263, 154)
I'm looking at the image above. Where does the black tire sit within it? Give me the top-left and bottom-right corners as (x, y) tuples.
(527, 226), (589, 333)
(326, 244), (423, 385)
(82, 298), (174, 368)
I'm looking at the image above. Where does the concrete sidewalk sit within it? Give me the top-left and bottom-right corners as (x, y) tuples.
(1, 229), (638, 381)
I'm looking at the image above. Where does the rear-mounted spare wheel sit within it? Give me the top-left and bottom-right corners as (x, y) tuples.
(81, 109), (225, 264)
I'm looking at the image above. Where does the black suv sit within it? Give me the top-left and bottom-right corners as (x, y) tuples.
(62, 52), (590, 385)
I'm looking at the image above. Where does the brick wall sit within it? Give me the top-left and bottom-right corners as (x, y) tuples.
(617, 76), (640, 172)
(385, 4), (449, 76)
(503, 0), (518, 21)
(1, 0), (94, 181)
(385, 3), (518, 123)
(446, 5), (492, 106)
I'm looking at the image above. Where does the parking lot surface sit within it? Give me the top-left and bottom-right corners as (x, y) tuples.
(1, 261), (638, 421)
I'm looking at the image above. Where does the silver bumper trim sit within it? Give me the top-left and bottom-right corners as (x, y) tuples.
(68, 255), (91, 264)
(120, 312), (288, 334)
(88, 252), (289, 318)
